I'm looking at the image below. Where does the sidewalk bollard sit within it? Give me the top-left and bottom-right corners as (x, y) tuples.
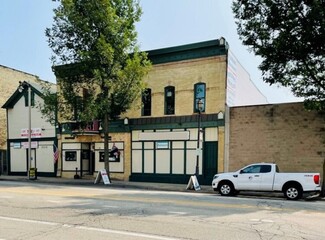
(74, 167), (80, 179)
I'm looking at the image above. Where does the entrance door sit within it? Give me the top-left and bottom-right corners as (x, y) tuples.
(203, 141), (218, 184)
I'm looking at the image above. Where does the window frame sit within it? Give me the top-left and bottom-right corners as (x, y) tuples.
(164, 86), (175, 115)
(24, 91), (35, 107)
(65, 151), (77, 161)
(194, 83), (206, 113)
(141, 88), (152, 116)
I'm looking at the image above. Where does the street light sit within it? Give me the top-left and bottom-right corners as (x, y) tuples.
(18, 81), (34, 180)
(195, 98), (204, 177)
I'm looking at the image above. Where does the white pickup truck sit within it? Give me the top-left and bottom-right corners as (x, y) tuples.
(212, 163), (321, 200)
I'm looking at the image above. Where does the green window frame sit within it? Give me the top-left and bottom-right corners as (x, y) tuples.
(24, 92), (35, 107)
(164, 86), (175, 115)
(194, 83), (206, 113)
(142, 88), (152, 116)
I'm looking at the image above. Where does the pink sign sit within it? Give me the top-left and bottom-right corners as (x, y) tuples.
(21, 128), (42, 138)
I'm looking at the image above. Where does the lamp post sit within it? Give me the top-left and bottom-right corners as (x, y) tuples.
(195, 98), (203, 177)
(18, 81), (33, 180)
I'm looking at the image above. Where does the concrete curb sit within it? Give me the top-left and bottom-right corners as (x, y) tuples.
(1, 175), (323, 201)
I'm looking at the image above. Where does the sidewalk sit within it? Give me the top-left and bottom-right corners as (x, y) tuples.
(0, 175), (214, 194)
(0, 174), (323, 201)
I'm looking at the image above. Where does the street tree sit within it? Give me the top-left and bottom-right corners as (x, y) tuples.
(232, 0), (325, 111)
(44, 0), (151, 177)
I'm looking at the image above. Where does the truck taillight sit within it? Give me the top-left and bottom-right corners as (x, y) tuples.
(314, 175), (320, 185)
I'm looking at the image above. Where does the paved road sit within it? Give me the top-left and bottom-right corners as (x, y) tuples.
(0, 181), (324, 240)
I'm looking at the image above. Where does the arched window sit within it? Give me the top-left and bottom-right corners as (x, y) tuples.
(142, 88), (151, 116)
(194, 83), (206, 113)
(164, 86), (175, 115)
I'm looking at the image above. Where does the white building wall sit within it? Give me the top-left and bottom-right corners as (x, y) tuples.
(6, 87), (56, 176)
(7, 94), (55, 139)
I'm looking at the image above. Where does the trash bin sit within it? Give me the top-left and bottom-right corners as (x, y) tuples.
(29, 168), (37, 180)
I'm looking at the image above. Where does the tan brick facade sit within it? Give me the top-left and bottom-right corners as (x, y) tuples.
(0, 65), (43, 150)
(59, 131), (131, 180)
(56, 39), (266, 183)
(127, 56), (227, 118)
(229, 103), (325, 175)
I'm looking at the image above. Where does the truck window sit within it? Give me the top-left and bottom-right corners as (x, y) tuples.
(260, 165), (271, 173)
(276, 165), (280, 173)
(241, 165), (261, 174)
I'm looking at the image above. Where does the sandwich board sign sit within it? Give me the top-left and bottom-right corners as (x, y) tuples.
(186, 175), (201, 191)
(94, 169), (111, 185)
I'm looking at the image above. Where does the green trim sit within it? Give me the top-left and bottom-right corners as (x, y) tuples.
(61, 119), (130, 135)
(147, 39), (227, 65)
(194, 83), (206, 113)
(8, 137), (56, 143)
(8, 171), (56, 177)
(153, 140), (157, 174)
(169, 141), (173, 174)
(130, 114), (225, 130)
(2, 84), (43, 109)
(184, 140), (187, 175)
(142, 141), (145, 173)
(53, 39), (228, 76)
(129, 173), (211, 185)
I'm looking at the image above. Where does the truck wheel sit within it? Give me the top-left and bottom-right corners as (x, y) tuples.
(218, 181), (234, 196)
(284, 185), (302, 200)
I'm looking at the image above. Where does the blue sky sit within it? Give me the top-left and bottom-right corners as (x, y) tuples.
(0, 0), (301, 103)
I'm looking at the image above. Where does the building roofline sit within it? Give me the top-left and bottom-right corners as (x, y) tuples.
(146, 38), (228, 64)
(0, 64), (39, 79)
(53, 37), (229, 74)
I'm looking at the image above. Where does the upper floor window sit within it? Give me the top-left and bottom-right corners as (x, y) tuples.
(73, 88), (88, 121)
(194, 83), (206, 113)
(142, 88), (151, 116)
(164, 86), (175, 115)
(24, 92), (35, 107)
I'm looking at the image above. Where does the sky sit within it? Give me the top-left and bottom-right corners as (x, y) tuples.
(0, 0), (302, 104)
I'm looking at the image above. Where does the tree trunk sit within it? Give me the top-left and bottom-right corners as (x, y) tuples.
(103, 112), (110, 179)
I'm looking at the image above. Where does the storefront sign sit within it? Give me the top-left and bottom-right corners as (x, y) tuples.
(94, 169), (111, 185)
(22, 142), (38, 149)
(21, 128), (42, 138)
(13, 142), (21, 149)
(186, 175), (201, 191)
(156, 141), (169, 149)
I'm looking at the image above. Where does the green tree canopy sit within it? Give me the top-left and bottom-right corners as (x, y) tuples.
(46, 0), (151, 121)
(45, 0), (151, 174)
(232, 0), (325, 110)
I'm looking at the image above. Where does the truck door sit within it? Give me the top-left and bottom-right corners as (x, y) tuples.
(259, 165), (274, 191)
(237, 165), (262, 190)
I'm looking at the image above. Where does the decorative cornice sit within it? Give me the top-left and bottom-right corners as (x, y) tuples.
(147, 39), (228, 65)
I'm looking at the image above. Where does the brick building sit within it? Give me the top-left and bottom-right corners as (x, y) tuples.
(56, 38), (267, 184)
(228, 103), (325, 175)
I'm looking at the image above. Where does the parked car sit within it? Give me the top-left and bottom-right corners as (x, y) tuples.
(212, 163), (321, 200)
